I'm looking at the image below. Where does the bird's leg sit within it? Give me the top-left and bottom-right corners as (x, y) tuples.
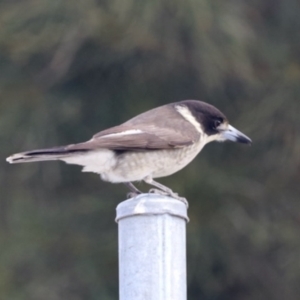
(143, 176), (188, 207)
(123, 182), (142, 199)
(143, 176), (176, 196)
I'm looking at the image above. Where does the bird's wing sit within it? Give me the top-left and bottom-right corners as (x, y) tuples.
(68, 125), (195, 151)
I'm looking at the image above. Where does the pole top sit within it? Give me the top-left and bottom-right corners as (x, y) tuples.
(115, 193), (189, 223)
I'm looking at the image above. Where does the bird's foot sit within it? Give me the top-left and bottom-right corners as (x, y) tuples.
(149, 188), (169, 196)
(126, 192), (141, 199)
(124, 182), (142, 199)
(148, 188), (189, 207)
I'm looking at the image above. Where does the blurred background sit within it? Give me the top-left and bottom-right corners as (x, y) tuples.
(1, 0), (300, 299)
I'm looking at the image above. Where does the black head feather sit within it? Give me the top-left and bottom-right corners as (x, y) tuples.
(178, 100), (227, 136)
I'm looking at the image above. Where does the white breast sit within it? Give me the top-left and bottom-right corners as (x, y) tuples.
(100, 139), (206, 183)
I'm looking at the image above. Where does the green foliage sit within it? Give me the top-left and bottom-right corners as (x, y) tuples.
(1, 0), (300, 299)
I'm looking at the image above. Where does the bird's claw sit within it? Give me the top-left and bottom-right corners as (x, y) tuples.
(126, 192), (140, 199)
(148, 189), (189, 208)
(149, 188), (168, 195)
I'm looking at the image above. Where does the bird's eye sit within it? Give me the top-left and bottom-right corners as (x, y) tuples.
(213, 119), (222, 129)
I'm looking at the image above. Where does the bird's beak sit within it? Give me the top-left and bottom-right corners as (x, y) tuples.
(221, 125), (252, 144)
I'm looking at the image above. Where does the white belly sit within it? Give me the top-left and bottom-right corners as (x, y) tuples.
(101, 141), (205, 183)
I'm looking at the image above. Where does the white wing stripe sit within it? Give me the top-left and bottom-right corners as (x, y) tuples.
(99, 129), (144, 139)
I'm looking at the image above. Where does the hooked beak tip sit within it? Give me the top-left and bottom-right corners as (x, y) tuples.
(221, 125), (252, 145)
(237, 136), (252, 145)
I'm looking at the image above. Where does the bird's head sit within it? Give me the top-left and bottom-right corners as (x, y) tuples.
(176, 100), (252, 145)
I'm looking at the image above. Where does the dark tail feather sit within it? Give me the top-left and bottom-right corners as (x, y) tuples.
(6, 146), (88, 164)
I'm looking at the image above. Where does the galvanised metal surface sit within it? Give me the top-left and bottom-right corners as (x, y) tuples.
(116, 194), (189, 300)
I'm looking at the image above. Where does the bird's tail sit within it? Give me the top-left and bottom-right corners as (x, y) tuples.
(6, 146), (87, 164)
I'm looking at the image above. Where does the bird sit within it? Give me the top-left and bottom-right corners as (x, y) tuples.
(6, 100), (251, 206)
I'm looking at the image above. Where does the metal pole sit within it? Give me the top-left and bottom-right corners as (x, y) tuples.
(116, 193), (189, 300)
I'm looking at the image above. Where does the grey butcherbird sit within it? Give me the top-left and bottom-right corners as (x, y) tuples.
(6, 100), (251, 206)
